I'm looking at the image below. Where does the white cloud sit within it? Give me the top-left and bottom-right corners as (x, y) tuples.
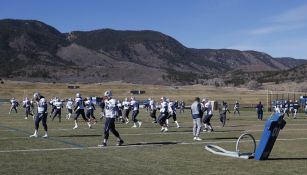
(272, 4), (307, 23)
(248, 23), (305, 35)
(248, 4), (307, 36)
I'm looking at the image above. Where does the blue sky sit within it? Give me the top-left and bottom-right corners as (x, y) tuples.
(1, 0), (307, 58)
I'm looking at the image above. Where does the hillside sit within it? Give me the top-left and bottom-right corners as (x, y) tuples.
(257, 63), (307, 83)
(0, 19), (306, 84)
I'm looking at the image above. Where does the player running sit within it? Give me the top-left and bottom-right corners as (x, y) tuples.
(73, 93), (92, 129)
(9, 97), (19, 114)
(202, 98), (214, 132)
(85, 97), (97, 124)
(166, 99), (180, 128)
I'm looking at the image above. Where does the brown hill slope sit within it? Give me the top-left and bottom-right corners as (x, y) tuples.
(0, 19), (306, 84)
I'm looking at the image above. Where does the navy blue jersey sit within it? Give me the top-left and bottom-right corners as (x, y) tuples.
(256, 104), (263, 113)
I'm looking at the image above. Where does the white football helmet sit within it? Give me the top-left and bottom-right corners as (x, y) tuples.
(104, 90), (112, 98)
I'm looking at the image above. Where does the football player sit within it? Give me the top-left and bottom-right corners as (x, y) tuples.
(98, 90), (124, 147)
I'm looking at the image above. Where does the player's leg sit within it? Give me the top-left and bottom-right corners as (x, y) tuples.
(42, 113), (48, 137)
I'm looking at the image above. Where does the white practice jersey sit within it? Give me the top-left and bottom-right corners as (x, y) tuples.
(122, 100), (130, 110)
(85, 100), (94, 110)
(149, 100), (156, 110)
(168, 101), (176, 114)
(275, 106), (281, 113)
(130, 100), (139, 111)
(66, 100), (73, 109)
(160, 101), (168, 113)
(11, 99), (18, 106)
(104, 99), (118, 118)
(37, 97), (47, 113)
(23, 100), (31, 108)
(204, 101), (213, 115)
(54, 101), (63, 109)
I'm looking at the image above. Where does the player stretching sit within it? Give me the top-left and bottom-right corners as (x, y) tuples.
(98, 91), (124, 147)
(130, 97), (142, 128)
(158, 97), (169, 132)
(30, 92), (48, 138)
(202, 98), (214, 132)
(22, 97), (33, 119)
(122, 98), (131, 124)
(66, 98), (73, 119)
(52, 98), (63, 122)
(73, 93), (92, 129)
(149, 98), (157, 123)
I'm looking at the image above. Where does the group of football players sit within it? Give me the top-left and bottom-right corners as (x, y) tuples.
(8, 91), (306, 146)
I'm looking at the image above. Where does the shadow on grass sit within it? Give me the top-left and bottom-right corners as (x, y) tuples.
(57, 134), (101, 138)
(269, 157), (307, 160)
(127, 141), (180, 146)
(213, 130), (245, 133)
(208, 137), (239, 140)
(229, 125), (248, 127)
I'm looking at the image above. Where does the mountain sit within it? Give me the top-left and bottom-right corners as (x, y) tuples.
(0, 19), (306, 84)
(256, 63), (307, 83)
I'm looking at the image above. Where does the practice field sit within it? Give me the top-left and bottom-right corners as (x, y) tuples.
(1, 103), (307, 175)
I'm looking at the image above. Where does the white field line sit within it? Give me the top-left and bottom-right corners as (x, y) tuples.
(1, 128), (307, 135)
(1, 137), (307, 153)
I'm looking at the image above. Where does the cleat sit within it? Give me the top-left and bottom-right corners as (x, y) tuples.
(193, 137), (197, 141)
(87, 123), (92, 128)
(116, 140), (124, 146)
(98, 143), (107, 147)
(138, 121), (142, 127)
(164, 127), (168, 132)
(160, 127), (165, 132)
(203, 129), (208, 132)
(24, 117), (28, 119)
(132, 124), (137, 128)
(30, 134), (38, 138)
(194, 137), (202, 141)
(73, 125), (78, 129)
(42, 134), (48, 138)
(177, 126), (180, 128)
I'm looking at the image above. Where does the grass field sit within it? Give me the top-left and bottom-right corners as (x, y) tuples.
(1, 101), (307, 175)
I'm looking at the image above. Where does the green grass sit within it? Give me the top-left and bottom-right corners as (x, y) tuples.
(1, 103), (307, 175)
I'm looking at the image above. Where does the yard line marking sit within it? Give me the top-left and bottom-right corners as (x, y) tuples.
(1, 137), (307, 153)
